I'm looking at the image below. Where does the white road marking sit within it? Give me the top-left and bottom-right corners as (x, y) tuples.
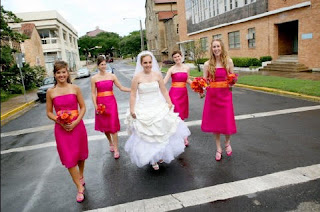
(84, 164), (320, 212)
(1, 105), (320, 154)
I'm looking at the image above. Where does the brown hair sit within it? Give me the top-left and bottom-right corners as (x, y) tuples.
(140, 54), (152, 63)
(53, 61), (71, 85)
(172, 50), (182, 57)
(208, 39), (230, 80)
(97, 55), (107, 66)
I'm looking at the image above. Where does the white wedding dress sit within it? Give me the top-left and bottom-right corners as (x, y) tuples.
(125, 81), (191, 167)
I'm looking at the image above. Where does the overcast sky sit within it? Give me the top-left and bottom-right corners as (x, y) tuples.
(2, 0), (146, 37)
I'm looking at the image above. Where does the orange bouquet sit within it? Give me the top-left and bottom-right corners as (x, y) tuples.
(191, 77), (209, 95)
(227, 73), (238, 86)
(96, 104), (106, 115)
(56, 110), (73, 125)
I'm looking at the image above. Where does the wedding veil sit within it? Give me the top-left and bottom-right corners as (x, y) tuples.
(134, 51), (160, 75)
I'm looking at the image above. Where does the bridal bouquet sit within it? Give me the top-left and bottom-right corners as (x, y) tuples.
(227, 73), (238, 86)
(96, 104), (106, 115)
(56, 110), (73, 124)
(191, 77), (209, 96)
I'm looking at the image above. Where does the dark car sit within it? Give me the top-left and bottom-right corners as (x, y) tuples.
(108, 57), (113, 63)
(37, 77), (55, 103)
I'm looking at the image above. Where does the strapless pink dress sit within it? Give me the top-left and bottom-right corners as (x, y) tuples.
(53, 94), (88, 168)
(201, 68), (237, 135)
(95, 80), (120, 133)
(169, 72), (189, 120)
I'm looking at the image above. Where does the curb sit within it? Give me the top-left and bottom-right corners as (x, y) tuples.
(235, 84), (320, 102)
(1, 100), (37, 121)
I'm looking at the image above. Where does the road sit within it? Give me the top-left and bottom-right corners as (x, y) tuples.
(1, 60), (320, 212)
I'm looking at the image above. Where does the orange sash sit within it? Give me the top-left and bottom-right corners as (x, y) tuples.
(210, 81), (229, 88)
(97, 91), (114, 97)
(172, 82), (186, 88)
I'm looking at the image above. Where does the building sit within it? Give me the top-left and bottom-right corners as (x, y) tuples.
(145, 0), (179, 61)
(9, 11), (81, 75)
(86, 26), (105, 37)
(19, 23), (45, 67)
(177, 0), (320, 71)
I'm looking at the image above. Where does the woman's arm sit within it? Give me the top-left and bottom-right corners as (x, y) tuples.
(186, 66), (192, 84)
(158, 73), (172, 108)
(90, 77), (98, 110)
(203, 61), (209, 79)
(129, 76), (139, 118)
(113, 74), (131, 92)
(228, 58), (234, 73)
(163, 67), (173, 84)
(46, 88), (57, 122)
(65, 85), (86, 131)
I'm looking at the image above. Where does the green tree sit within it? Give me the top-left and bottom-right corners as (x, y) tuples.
(119, 30), (146, 57)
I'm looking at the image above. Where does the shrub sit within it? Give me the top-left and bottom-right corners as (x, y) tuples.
(80, 55), (86, 60)
(232, 57), (262, 67)
(196, 58), (209, 64)
(260, 56), (272, 62)
(162, 60), (175, 65)
(9, 84), (24, 94)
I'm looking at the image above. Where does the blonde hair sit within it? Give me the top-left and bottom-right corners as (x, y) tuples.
(208, 39), (230, 80)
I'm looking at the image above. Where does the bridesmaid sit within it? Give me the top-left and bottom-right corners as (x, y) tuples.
(91, 56), (130, 159)
(164, 50), (192, 146)
(46, 61), (88, 203)
(201, 39), (237, 161)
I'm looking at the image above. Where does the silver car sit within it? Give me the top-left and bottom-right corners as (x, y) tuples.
(76, 67), (90, 78)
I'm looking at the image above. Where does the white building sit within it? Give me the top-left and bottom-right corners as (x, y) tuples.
(9, 10), (81, 75)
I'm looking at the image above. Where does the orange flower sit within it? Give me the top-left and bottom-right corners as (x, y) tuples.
(191, 77), (208, 94)
(227, 73), (238, 85)
(56, 110), (72, 124)
(97, 104), (106, 115)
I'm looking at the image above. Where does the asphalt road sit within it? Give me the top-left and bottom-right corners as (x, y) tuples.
(1, 60), (320, 212)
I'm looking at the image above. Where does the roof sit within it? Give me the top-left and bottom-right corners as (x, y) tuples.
(154, 0), (177, 3)
(20, 23), (36, 37)
(158, 11), (178, 20)
(86, 26), (105, 37)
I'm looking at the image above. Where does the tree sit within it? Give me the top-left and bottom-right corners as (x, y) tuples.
(193, 39), (207, 72)
(119, 30), (146, 57)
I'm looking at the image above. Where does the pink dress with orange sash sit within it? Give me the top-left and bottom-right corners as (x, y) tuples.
(53, 94), (88, 168)
(95, 80), (120, 133)
(201, 68), (237, 135)
(169, 72), (189, 120)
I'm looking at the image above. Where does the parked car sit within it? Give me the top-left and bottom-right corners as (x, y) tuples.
(37, 77), (55, 103)
(108, 57), (114, 63)
(76, 67), (90, 78)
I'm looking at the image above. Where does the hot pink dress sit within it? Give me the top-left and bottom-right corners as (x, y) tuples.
(53, 94), (88, 168)
(169, 72), (189, 120)
(95, 80), (120, 133)
(201, 68), (237, 135)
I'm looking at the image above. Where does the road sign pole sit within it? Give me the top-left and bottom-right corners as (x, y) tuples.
(15, 53), (27, 102)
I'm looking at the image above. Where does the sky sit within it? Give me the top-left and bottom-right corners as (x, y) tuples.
(2, 0), (146, 37)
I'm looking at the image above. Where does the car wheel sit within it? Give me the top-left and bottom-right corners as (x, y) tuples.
(39, 97), (46, 103)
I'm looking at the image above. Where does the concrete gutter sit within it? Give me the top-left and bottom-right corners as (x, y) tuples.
(1, 100), (37, 124)
(235, 83), (320, 102)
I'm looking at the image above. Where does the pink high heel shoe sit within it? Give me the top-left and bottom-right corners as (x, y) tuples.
(215, 150), (222, 161)
(225, 144), (232, 156)
(76, 190), (85, 203)
(184, 138), (189, 147)
(114, 151), (120, 159)
(109, 145), (115, 152)
(80, 177), (85, 186)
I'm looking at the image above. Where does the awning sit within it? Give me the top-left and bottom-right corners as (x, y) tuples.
(161, 48), (168, 53)
(176, 40), (194, 44)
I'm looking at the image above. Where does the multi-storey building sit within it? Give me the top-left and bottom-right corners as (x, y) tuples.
(9, 11), (81, 75)
(177, 0), (320, 70)
(145, 0), (179, 61)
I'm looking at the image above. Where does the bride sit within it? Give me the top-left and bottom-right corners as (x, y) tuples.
(125, 51), (191, 170)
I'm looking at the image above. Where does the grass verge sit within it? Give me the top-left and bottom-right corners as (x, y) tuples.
(237, 75), (320, 97)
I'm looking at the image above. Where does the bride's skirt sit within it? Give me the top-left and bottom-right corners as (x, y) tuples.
(125, 102), (190, 167)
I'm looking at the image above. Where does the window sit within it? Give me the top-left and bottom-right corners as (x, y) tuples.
(38, 29), (58, 44)
(235, 0), (238, 8)
(213, 34), (222, 39)
(230, 0), (233, 10)
(177, 24), (179, 34)
(224, 0), (227, 12)
(248, 28), (256, 48)
(245, 0), (248, 4)
(200, 37), (208, 51)
(228, 31), (240, 48)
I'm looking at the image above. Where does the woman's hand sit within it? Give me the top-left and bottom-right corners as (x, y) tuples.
(130, 111), (136, 119)
(199, 93), (205, 98)
(64, 121), (78, 132)
(168, 103), (173, 110)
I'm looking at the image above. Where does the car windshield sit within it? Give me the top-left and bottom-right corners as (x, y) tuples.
(43, 77), (54, 85)
(78, 68), (88, 72)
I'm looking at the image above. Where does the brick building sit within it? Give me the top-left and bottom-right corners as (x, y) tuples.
(177, 0), (320, 71)
(9, 11), (81, 75)
(145, 0), (179, 61)
(19, 23), (45, 68)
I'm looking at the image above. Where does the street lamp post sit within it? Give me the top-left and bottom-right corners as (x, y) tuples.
(123, 18), (144, 52)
